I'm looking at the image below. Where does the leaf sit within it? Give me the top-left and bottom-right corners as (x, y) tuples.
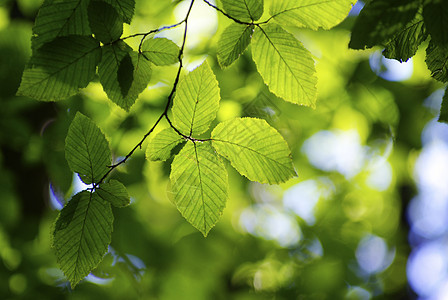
(383, 13), (427, 62)
(172, 61), (220, 136)
(349, 0), (420, 50)
(170, 142), (228, 236)
(423, 0), (448, 48)
(270, 0), (355, 30)
(17, 36), (101, 101)
(251, 24), (317, 107)
(98, 41), (152, 111)
(146, 127), (185, 161)
(220, 0), (264, 22)
(425, 41), (448, 83)
(53, 191), (113, 288)
(211, 117), (296, 184)
(438, 87), (448, 124)
(217, 23), (253, 68)
(32, 0), (91, 49)
(97, 179), (130, 207)
(88, 1), (123, 43)
(141, 38), (179, 66)
(65, 112), (111, 185)
(101, 0), (135, 24)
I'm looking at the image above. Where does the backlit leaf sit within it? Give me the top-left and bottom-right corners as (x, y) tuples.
(251, 24), (317, 107)
(141, 38), (179, 66)
(53, 191), (113, 288)
(146, 127), (185, 161)
(172, 61), (220, 136)
(17, 36), (100, 101)
(426, 41), (448, 83)
(220, 0), (263, 22)
(170, 142), (228, 237)
(423, 0), (448, 47)
(211, 117), (296, 184)
(101, 0), (135, 24)
(97, 180), (130, 207)
(88, 1), (123, 43)
(217, 23), (253, 68)
(65, 112), (111, 185)
(270, 0), (355, 30)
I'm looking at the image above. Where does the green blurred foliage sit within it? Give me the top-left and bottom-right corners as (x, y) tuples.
(0, 0), (442, 299)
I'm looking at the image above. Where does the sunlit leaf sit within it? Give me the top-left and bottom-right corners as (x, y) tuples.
(383, 13), (427, 62)
(146, 127), (185, 161)
(17, 36), (101, 101)
(53, 191), (113, 288)
(32, 0), (90, 49)
(172, 61), (220, 136)
(220, 0), (263, 22)
(349, 0), (420, 49)
(97, 179), (130, 207)
(65, 112), (111, 185)
(251, 24), (317, 107)
(141, 38), (179, 66)
(270, 0), (355, 30)
(170, 142), (228, 237)
(426, 41), (448, 83)
(423, 0), (448, 47)
(88, 0), (123, 43)
(211, 117), (296, 184)
(98, 41), (152, 111)
(101, 0), (135, 24)
(217, 23), (253, 68)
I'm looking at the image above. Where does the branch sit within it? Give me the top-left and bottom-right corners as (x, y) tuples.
(202, 0), (272, 25)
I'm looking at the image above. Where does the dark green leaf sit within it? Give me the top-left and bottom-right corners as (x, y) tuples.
(172, 61), (220, 136)
(251, 24), (317, 107)
(270, 0), (355, 30)
(88, 1), (123, 43)
(423, 0), (448, 47)
(220, 0), (263, 22)
(217, 23), (253, 68)
(211, 117), (296, 184)
(53, 191), (113, 288)
(170, 142), (228, 237)
(146, 127), (185, 161)
(97, 179), (130, 207)
(383, 13), (427, 62)
(32, 0), (91, 49)
(349, 0), (420, 50)
(141, 38), (179, 66)
(426, 41), (448, 83)
(101, 0), (135, 24)
(117, 53), (134, 98)
(17, 36), (101, 101)
(65, 112), (111, 185)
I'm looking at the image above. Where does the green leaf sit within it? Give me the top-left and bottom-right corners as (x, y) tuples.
(270, 0), (355, 30)
(439, 88), (448, 123)
(349, 0), (420, 50)
(65, 112), (111, 185)
(141, 38), (179, 66)
(53, 191), (113, 288)
(98, 41), (152, 111)
(251, 24), (317, 107)
(32, 0), (91, 49)
(146, 127), (185, 161)
(88, 1), (123, 43)
(383, 13), (427, 62)
(17, 36), (101, 101)
(172, 61), (220, 136)
(220, 0), (264, 22)
(423, 0), (448, 48)
(211, 117), (296, 184)
(217, 23), (253, 68)
(97, 179), (130, 207)
(425, 41), (448, 83)
(170, 142), (228, 237)
(101, 0), (135, 24)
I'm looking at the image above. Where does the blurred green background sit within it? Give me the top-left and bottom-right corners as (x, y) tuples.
(0, 0), (446, 299)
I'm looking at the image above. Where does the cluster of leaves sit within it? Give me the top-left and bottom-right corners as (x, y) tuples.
(349, 0), (448, 122)
(17, 0), (357, 288)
